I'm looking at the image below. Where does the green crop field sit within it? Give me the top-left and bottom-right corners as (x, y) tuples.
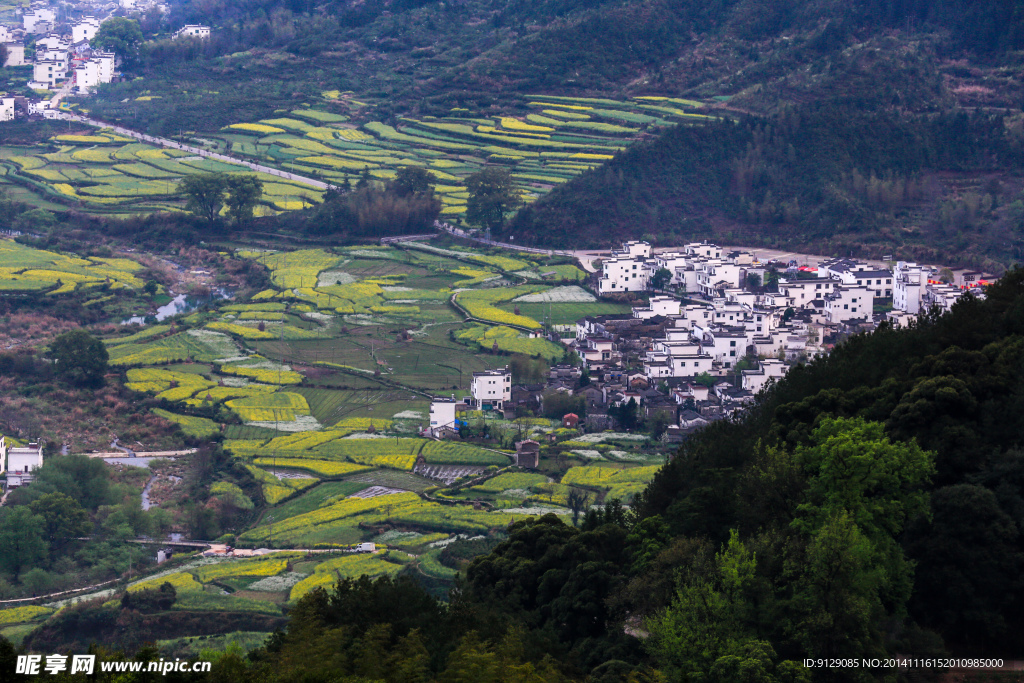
(420, 441), (509, 465)
(0, 239), (144, 294)
(96, 240), (668, 571)
(0, 131), (323, 214)
(264, 481), (373, 523)
(497, 302), (631, 326)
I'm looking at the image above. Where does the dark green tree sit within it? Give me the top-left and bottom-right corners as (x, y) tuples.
(49, 329), (108, 387)
(391, 166), (435, 197)
(179, 172), (227, 223)
(93, 18), (143, 66)
(650, 267), (672, 290)
(466, 168), (522, 232)
(647, 531), (808, 683)
(224, 174), (263, 224)
(786, 418), (934, 661)
(29, 492), (91, 550)
(610, 397), (640, 430)
(906, 484), (1023, 650)
(13, 208), (56, 232)
(11, 455), (113, 511)
(0, 507), (48, 575)
(357, 166), (372, 189)
(566, 487), (591, 527)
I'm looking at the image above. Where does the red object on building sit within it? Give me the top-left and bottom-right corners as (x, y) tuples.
(562, 413), (579, 428)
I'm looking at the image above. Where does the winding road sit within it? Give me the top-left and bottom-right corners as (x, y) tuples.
(56, 112), (331, 190)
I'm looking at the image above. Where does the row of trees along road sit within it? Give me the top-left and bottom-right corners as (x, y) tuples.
(177, 167), (524, 234)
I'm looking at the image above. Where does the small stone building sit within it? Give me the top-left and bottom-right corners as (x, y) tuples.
(514, 440), (540, 469)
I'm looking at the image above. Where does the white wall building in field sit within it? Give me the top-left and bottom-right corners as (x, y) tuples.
(741, 359), (788, 394)
(4, 43), (25, 67)
(633, 295), (682, 319)
(33, 59), (67, 87)
(471, 367), (511, 410)
(23, 8), (56, 33)
(614, 240), (651, 259)
(778, 278), (837, 307)
(685, 242), (723, 259)
(0, 97), (14, 122)
(599, 256), (649, 294)
(653, 252), (690, 286)
(923, 283), (964, 312)
(428, 398), (457, 433)
(822, 258), (893, 297)
(73, 58), (99, 93)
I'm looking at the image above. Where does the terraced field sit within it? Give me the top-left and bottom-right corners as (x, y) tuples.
(0, 131), (322, 214)
(0, 239), (144, 295)
(1, 94), (714, 217)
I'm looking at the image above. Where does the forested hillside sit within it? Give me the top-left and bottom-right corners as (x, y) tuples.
(99, 0), (1024, 130)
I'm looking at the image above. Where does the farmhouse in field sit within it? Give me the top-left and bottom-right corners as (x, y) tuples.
(471, 367), (511, 411)
(514, 440), (540, 469)
(428, 396), (467, 438)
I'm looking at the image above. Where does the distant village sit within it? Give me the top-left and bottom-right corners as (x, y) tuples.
(0, 1), (210, 121)
(428, 240), (997, 446)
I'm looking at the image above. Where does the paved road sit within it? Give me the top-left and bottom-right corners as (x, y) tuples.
(57, 113), (331, 190)
(434, 221), (574, 258)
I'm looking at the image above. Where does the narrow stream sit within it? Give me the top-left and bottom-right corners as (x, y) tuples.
(140, 473), (179, 511)
(110, 438), (135, 457)
(141, 474), (156, 511)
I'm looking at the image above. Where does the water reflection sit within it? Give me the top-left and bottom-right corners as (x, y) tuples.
(122, 290), (232, 325)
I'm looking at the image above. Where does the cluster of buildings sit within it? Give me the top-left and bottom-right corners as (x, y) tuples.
(0, 3), (211, 120)
(424, 240), (996, 449)
(19, 11), (117, 95)
(0, 7), (117, 116)
(575, 241), (993, 438)
(0, 436), (44, 489)
(426, 367), (513, 437)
